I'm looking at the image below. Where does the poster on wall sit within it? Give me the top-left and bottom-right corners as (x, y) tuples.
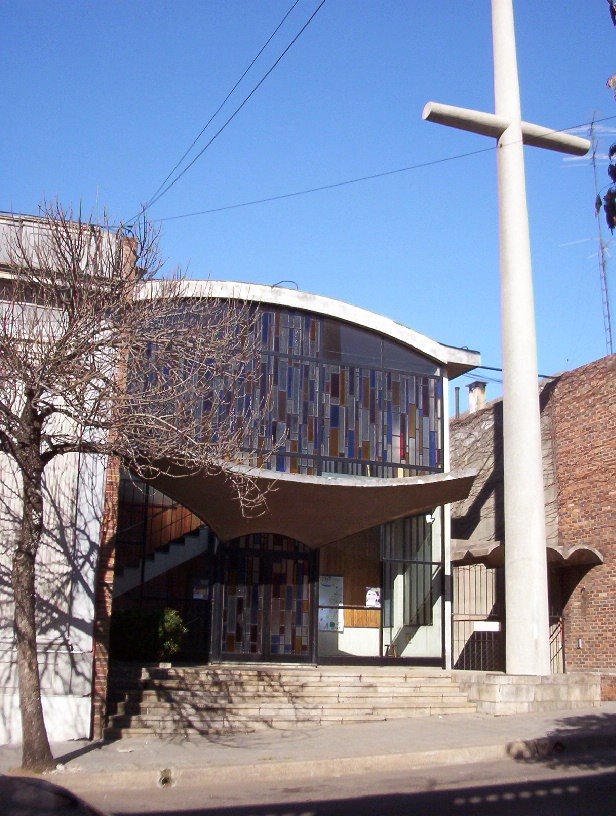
(318, 575), (344, 632)
(365, 587), (381, 608)
(192, 579), (210, 600)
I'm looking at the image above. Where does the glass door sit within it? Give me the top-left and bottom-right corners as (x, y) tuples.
(218, 534), (314, 661)
(220, 547), (265, 657)
(267, 550), (311, 658)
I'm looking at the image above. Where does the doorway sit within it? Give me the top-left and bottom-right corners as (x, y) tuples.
(214, 534), (316, 662)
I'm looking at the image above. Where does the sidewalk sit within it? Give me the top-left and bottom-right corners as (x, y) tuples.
(2, 703), (616, 792)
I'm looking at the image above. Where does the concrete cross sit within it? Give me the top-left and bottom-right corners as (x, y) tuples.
(424, 0), (589, 675)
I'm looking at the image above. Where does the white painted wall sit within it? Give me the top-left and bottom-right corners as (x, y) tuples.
(0, 450), (106, 744)
(318, 627), (380, 658)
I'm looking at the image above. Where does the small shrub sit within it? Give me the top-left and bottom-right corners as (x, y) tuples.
(110, 607), (188, 661)
(157, 608), (188, 659)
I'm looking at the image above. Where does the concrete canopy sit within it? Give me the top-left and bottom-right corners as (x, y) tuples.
(451, 540), (604, 569)
(149, 466), (477, 548)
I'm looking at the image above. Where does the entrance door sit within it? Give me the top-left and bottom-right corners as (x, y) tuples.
(217, 534), (314, 661)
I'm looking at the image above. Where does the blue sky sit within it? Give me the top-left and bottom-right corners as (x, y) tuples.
(3, 1), (615, 406)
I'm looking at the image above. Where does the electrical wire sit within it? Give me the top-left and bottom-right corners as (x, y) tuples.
(462, 371), (503, 384)
(140, 0), (302, 216)
(149, 114), (616, 224)
(129, 0), (328, 224)
(155, 145), (496, 222)
(462, 364), (557, 382)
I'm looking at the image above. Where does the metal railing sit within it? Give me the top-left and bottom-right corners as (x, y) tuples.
(453, 615), (565, 673)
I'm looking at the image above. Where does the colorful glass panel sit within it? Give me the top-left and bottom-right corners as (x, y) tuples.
(269, 552), (310, 656)
(221, 549), (263, 655)
(239, 306), (444, 476)
(220, 533), (312, 659)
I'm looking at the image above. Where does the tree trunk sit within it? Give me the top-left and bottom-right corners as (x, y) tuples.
(12, 453), (55, 772)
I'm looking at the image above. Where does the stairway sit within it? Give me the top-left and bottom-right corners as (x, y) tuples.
(113, 526), (213, 598)
(105, 663), (477, 738)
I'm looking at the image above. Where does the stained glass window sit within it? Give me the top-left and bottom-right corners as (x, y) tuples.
(220, 533), (312, 658)
(239, 306), (444, 477)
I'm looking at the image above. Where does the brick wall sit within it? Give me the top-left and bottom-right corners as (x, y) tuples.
(450, 356), (615, 693)
(548, 356), (616, 683)
(90, 456), (121, 739)
(450, 381), (559, 557)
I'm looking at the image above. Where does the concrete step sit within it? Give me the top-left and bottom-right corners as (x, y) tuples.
(112, 680), (465, 696)
(113, 686), (474, 703)
(108, 705), (475, 729)
(142, 668), (451, 678)
(106, 662), (476, 738)
(107, 675), (469, 692)
(108, 697), (476, 721)
(113, 689), (472, 708)
(111, 698), (475, 720)
(134, 671), (458, 681)
(104, 702), (477, 739)
(110, 666), (453, 681)
(114, 694), (470, 713)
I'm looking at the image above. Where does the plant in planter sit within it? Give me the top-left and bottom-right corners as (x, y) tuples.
(110, 607), (188, 662)
(157, 608), (188, 660)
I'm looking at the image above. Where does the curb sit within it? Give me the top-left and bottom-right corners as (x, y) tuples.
(39, 730), (616, 792)
(42, 744), (512, 791)
(506, 730), (616, 760)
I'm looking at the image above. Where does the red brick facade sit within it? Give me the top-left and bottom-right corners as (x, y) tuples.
(450, 355), (615, 694)
(90, 456), (121, 739)
(547, 356), (616, 679)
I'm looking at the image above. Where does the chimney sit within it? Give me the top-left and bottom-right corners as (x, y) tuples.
(467, 380), (487, 413)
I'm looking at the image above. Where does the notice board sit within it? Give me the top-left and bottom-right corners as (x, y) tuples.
(318, 575), (344, 632)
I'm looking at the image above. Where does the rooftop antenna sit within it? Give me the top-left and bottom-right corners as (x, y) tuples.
(590, 115), (614, 355)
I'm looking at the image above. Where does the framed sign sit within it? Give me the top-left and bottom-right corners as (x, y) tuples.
(473, 620), (501, 632)
(192, 579), (209, 600)
(318, 575), (344, 632)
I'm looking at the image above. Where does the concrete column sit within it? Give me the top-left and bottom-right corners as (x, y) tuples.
(441, 381), (452, 670)
(492, 0), (551, 675)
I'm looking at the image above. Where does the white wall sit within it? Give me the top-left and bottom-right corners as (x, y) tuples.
(318, 627), (380, 658)
(0, 450), (106, 744)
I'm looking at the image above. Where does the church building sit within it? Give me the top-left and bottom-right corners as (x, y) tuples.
(91, 280), (480, 738)
(103, 282), (479, 663)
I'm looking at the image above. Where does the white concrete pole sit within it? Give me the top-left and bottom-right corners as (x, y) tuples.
(423, 0), (588, 676)
(492, 0), (551, 675)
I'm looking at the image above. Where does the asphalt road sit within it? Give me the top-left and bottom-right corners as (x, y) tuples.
(28, 751), (616, 816)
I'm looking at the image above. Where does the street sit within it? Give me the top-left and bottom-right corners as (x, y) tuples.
(36, 751), (616, 816)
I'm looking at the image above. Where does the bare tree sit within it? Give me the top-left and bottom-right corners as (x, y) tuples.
(0, 203), (268, 771)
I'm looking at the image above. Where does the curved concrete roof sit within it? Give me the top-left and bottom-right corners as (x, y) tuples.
(144, 279), (481, 379)
(149, 464), (477, 548)
(451, 540), (604, 569)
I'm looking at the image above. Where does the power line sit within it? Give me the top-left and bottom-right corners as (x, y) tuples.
(589, 115), (614, 355)
(155, 146), (497, 222)
(150, 114), (616, 224)
(140, 0), (302, 216)
(462, 371), (503, 385)
(129, 0), (328, 224)
(463, 364), (557, 382)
